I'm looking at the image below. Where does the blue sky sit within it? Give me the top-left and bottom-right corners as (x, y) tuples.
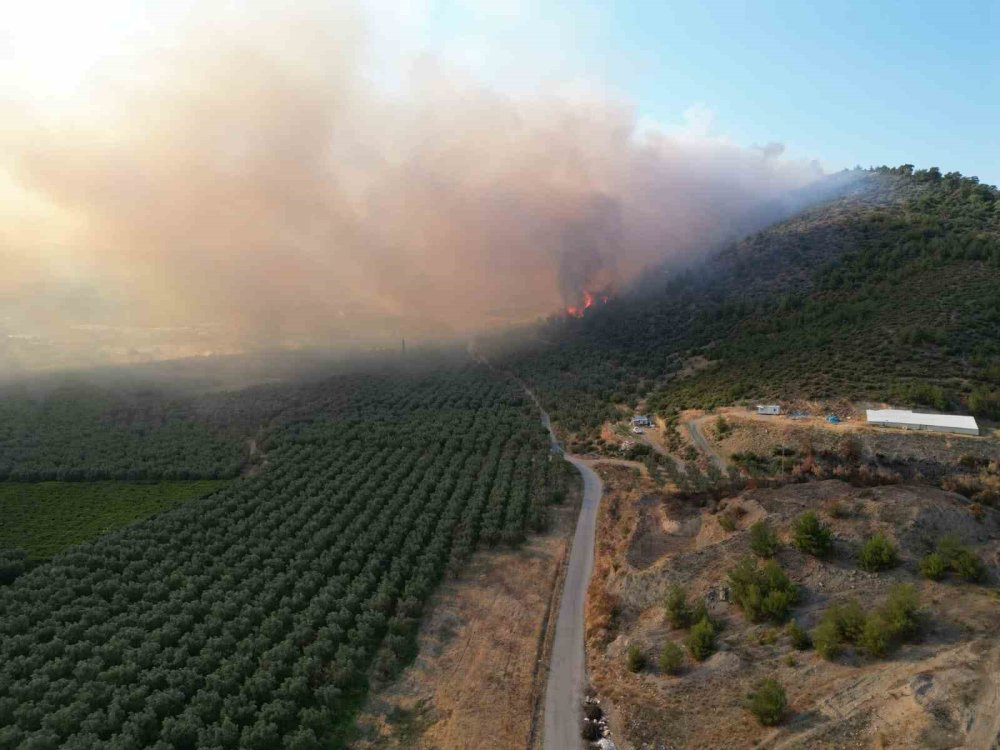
(417, 0), (999, 184)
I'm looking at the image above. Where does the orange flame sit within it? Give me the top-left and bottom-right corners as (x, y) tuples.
(565, 289), (609, 317)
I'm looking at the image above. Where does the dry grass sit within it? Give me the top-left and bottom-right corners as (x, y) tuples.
(351, 479), (582, 750)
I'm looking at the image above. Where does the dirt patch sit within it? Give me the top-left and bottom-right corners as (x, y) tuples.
(352, 478), (582, 750)
(587, 476), (1000, 750)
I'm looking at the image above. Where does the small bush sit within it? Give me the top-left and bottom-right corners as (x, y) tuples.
(811, 618), (842, 660)
(715, 415), (730, 436)
(935, 533), (964, 562)
(719, 511), (738, 532)
(857, 533), (900, 572)
(860, 613), (891, 657)
(929, 534), (988, 582)
(688, 599), (717, 631)
(747, 678), (787, 726)
(581, 720), (600, 741)
(749, 520), (779, 558)
(791, 511), (833, 557)
(919, 552), (947, 580)
(829, 599), (867, 642)
(881, 584), (920, 640)
(728, 557), (799, 623)
(626, 644), (646, 672)
(786, 619), (811, 650)
(583, 703), (602, 721)
(664, 584), (691, 629)
(659, 641), (684, 674)
(953, 550), (987, 582)
(685, 617), (717, 661)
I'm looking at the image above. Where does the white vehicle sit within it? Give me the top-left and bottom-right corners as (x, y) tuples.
(632, 426), (644, 434)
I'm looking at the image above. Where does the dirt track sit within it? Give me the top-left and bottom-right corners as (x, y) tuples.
(685, 416), (727, 471)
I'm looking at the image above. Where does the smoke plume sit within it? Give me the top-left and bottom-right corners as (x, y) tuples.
(0, 3), (821, 370)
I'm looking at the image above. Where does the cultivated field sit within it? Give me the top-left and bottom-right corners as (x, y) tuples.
(0, 480), (228, 558)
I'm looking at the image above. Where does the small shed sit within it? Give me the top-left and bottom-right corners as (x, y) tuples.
(631, 415), (652, 427)
(866, 408), (979, 436)
(756, 404), (781, 416)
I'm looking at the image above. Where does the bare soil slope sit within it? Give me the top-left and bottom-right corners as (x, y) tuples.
(588, 478), (1000, 750)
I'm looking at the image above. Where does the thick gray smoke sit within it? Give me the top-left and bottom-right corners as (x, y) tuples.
(0, 3), (822, 371)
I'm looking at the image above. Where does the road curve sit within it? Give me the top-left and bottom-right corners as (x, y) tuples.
(537, 410), (604, 750)
(685, 416), (727, 472)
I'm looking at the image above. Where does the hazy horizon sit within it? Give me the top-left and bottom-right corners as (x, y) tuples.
(3, 1), (994, 375)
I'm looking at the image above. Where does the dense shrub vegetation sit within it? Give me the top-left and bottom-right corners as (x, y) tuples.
(812, 584), (920, 660)
(0, 364), (570, 749)
(488, 168), (1000, 441)
(921, 534), (987, 582)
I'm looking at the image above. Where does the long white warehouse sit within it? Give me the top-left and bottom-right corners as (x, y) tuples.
(866, 408), (979, 436)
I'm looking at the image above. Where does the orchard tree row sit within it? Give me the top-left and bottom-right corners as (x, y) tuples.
(0, 364), (568, 749)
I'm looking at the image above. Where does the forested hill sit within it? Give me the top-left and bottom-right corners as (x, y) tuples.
(491, 166), (1000, 439)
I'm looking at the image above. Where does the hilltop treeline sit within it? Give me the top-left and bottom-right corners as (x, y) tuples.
(494, 167), (1000, 435)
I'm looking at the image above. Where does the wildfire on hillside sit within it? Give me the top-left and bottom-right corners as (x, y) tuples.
(565, 290), (610, 318)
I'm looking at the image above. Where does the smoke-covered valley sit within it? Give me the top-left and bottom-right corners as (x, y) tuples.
(1, 2), (824, 373)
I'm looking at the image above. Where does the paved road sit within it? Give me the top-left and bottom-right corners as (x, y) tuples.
(537, 411), (604, 750)
(685, 416), (727, 472)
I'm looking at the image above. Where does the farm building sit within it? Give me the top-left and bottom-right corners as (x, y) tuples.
(865, 409), (979, 436)
(756, 404), (781, 416)
(631, 415), (653, 427)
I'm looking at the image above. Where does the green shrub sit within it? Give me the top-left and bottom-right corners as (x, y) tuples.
(664, 584), (691, 629)
(968, 386), (1000, 420)
(626, 644), (646, 672)
(747, 678), (787, 726)
(791, 511), (833, 557)
(811, 618), (842, 660)
(749, 520), (779, 558)
(785, 619), (811, 650)
(881, 584), (920, 640)
(919, 552), (947, 580)
(930, 534), (987, 582)
(719, 511), (738, 532)
(860, 613), (891, 657)
(728, 557), (798, 623)
(828, 599), (867, 642)
(659, 641), (684, 674)
(857, 533), (899, 572)
(935, 533), (964, 563)
(685, 617), (717, 661)
(688, 599), (717, 631)
(953, 550), (987, 582)
(715, 415), (730, 436)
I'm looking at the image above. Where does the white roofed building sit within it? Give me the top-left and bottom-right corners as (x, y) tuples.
(866, 409), (979, 436)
